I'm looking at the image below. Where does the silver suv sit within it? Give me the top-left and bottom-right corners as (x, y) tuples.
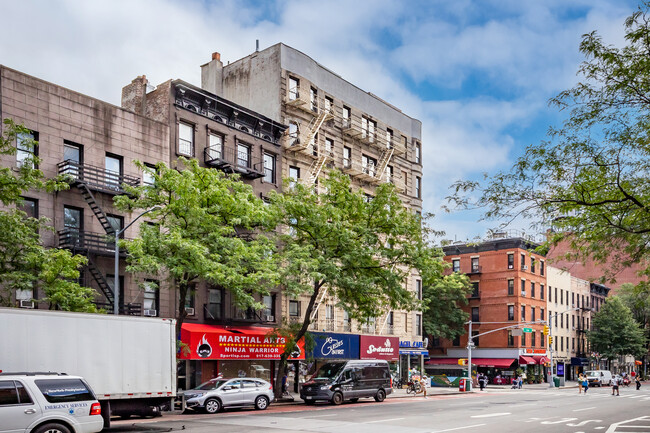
(182, 377), (274, 413)
(0, 372), (103, 433)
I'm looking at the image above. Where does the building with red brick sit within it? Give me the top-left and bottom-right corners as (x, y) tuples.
(427, 232), (549, 382)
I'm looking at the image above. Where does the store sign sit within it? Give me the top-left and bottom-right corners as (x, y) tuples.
(359, 335), (399, 361)
(310, 332), (360, 359)
(399, 340), (424, 348)
(180, 324), (305, 361)
(522, 349), (547, 355)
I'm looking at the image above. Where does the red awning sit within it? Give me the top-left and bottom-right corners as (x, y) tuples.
(519, 356), (537, 365)
(534, 356), (549, 365)
(426, 358), (515, 368)
(180, 323), (304, 361)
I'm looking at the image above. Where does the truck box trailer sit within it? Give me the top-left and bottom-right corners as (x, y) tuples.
(0, 308), (176, 427)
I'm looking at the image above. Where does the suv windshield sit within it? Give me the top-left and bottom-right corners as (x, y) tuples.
(195, 379), (228, 390)
(312, 362), (345, 380)
(586, 372), (598, 377)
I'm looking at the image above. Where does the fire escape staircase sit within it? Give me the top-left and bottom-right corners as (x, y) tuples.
(375, 147), (395, 183)
(85, 255), (115, 304)
(76, 183), (116, 236)
(307, 154), (331, 184)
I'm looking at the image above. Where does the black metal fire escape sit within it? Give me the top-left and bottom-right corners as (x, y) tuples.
(57, 161), (140, 313)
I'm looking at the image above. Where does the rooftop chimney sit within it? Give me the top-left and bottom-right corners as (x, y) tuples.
(201, 52), (224, 96)
(121, 75), (148, 115)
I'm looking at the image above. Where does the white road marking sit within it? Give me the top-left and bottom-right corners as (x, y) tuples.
(595, 427), (605, 430)
(306, 413), (339, 418)
(573, 407), (596, 412)
(471, 412), (511, 418)
(431, 424), (486, 433)
(606, 415), (650, 433)
(364, 417), (405, 424)
(541, 417), (578, 424)
(567, 420), (602, 427)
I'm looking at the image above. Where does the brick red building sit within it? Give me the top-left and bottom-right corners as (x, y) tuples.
(428, 233), (549, 378)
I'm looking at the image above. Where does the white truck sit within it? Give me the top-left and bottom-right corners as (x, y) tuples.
(0, 308), (176, 427)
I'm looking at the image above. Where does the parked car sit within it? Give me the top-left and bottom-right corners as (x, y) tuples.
(300, 359), (392, 405)
(585, 370), (612, 387)
(182, 377), (274, 414)
(0, 372), (104, 433)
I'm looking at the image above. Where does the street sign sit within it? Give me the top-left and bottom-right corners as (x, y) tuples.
(522, 328), (533, 333)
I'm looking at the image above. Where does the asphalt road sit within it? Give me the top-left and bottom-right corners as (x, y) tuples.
(107, 386), (650, 433)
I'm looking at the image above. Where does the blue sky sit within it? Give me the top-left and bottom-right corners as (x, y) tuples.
(0, 0), (640, 242)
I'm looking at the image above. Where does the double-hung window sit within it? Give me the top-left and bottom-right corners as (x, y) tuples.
(237, 143), (250, 168)
(178, 122), (194, 156)
(17, 130), (38, 168)
(263, 153), (275, 183)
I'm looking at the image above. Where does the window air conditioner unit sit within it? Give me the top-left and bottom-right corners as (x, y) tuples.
(265, 315), (275, 322)
(522, 265), (528, 270)
(186, 307), (195, 316)
(19, 300), (34, 309)
(144, 309), (157, 317)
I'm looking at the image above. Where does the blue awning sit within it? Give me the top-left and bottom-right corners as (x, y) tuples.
(399, 349), (428, 355)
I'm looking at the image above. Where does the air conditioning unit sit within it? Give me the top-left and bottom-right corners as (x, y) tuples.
(522, 265), (528, 270)
(144, 309), (157, 317)
(19, 300), (34, 309)
(265, 315), (275, 322)
(186, 307), (195, 316)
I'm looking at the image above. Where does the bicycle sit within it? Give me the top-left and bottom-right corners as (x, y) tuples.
(406, 380), (422, 394)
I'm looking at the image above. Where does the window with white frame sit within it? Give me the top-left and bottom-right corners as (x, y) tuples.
(362, 154), (376, 176)
(288, 122), (299, 146)
(343, 146), (351, 168)
(342, 106), (351, 128)
(143, 281), (159, 316)
(178, 122), (194, 156)
(415, 141), (421, 164)
(207, 133), (223, 160)
(237, 143), (250, 168)
(310, 87), (318, 112)
(324, 137), (333, 156)
(415, 176), (421, 198)
(289, 77), (299, 100)
(263, 153), (275, 183)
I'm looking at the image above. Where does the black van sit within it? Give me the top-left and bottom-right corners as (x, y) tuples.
(300, 360), (392, 405)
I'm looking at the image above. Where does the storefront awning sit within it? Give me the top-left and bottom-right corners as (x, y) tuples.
(399, 349), (428, 355)
(535, 356), (549, 365)
(519, 356), (537, 365)
(180, 323), (304, 361)
(426, 358), (516, 368)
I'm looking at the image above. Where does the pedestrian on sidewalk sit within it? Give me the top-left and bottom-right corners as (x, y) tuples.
(635, 375), (641, 390)
(611, 375), (620, 396)
(518, 375), (523, 389)
(419, 375), (428, 399)
(578, 373), (584, 394)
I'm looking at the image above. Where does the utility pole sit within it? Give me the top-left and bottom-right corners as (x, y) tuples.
(467, 321), (473, 390)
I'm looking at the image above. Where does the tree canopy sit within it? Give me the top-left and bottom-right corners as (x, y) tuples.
(0, 119), (95, 311)
(447, 3), (650, 283)
(114, 158), (281, 335)
(589, 296), (646, 362)
(268, 171), (469, 396)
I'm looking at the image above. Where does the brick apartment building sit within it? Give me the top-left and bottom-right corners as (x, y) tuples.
(199, 44), (427, 379)
(429, 232), (549, 381)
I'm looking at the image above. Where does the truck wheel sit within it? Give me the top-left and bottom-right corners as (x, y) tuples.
(204, 398), (221, 414)
(255, 396), (269, 410)
(331, 392), (344, 405)
(33, 423), (71, 433)
(374, 389), (386, 402)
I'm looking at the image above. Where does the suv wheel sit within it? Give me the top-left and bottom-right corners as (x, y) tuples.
(374, 389), (386, 402)
(331, 391), (344, 405)
(255, 395), (269, 410)
(204, 398), (222, 414)
(33, 423), (71, 433)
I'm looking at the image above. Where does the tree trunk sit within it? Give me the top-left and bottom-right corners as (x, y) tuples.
(273, 280), (323, 399)
(176, 281), (189, 338)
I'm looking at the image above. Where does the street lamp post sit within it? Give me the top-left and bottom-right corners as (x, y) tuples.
(113, 206), (161, 316)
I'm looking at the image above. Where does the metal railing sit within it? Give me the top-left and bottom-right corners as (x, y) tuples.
(58, 160), (140, 194)
(204, 146), (264, 179)
(57, 229), (126, 256)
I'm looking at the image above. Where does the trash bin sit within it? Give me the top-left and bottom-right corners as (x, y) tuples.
(553, 377), (560, 387)
(459, 378), (467, 392)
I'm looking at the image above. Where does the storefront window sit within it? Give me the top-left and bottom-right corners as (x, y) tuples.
(219, 360), (271, 382)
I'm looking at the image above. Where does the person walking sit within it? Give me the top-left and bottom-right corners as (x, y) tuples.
(478, 374), (486, 391)
(419, 375), (428, 399)
(518, 374), (523, 389)
(582, 375), (589, 394)
(578, 373), (584, 394)
(611, 375), (620, 396)
(636, 375), (641, 390)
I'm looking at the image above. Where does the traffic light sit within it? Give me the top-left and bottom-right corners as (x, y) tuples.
(458, 359), (468, 366)
(543, 325), (549, 335)
(548, 336), (553, 345)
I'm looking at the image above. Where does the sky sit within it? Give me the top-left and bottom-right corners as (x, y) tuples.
(0, 0), (640, 243)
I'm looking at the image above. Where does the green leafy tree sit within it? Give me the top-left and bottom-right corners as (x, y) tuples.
(447, 3), (650, 282)
(589, 296), (646, 365)
(422, 274), (472, 341)
(618, 282), (650, 353)
(114, 158), (281, 335)
(0, 119), (94, 311)
(268, 171), (468, 397)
